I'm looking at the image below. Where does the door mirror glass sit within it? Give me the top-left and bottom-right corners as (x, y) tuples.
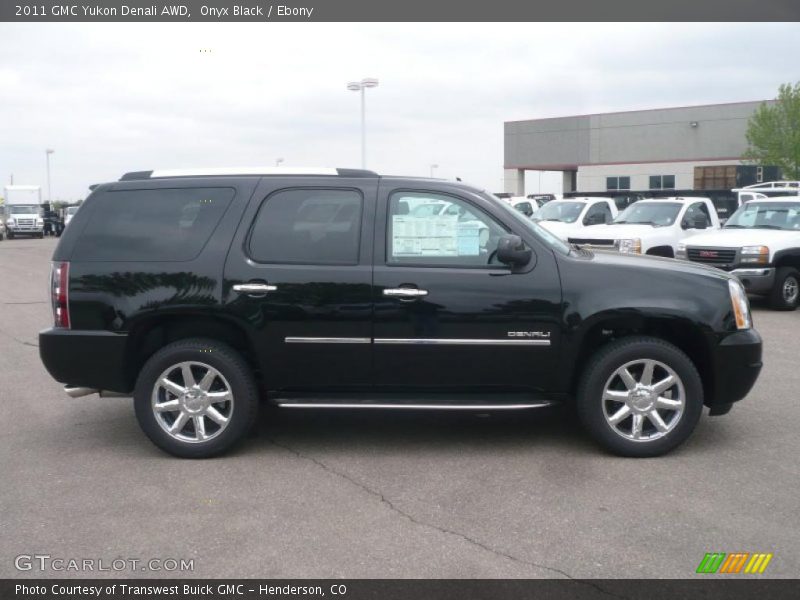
(693, 213), (709, 229)
(496, 234), (532, 267)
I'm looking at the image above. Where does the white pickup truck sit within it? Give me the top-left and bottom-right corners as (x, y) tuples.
(532, 197), (618, 240)
(677, 196), (800, 310)
(568, 197), (720, 258)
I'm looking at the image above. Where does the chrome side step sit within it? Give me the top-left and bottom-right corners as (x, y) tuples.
(277, 402), (551, 410)
(64, 386), (130, 399)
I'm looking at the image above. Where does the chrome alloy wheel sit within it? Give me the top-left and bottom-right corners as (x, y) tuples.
(601, 359), (685, 442)
(783, 275), (799, 304)
(151, 361), (234, 443)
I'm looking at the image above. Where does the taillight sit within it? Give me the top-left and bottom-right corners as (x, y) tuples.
(51, 261), (70, 329)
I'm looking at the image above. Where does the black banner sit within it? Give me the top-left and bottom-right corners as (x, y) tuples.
(4, 579), (800, 600)
(2, 0), (800, 22)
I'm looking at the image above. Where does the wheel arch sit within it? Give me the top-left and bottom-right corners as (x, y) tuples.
(567, 312), (715, 406)
(773, 248), (800, 270)
(123, 314), (262, 392)
(645, 245), (675, 258)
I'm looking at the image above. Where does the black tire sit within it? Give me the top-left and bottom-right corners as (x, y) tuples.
(576, 336), (704, 457)
(768, 267), (800, 311)
(6, 231), (13, 240)
(134, 338), (259, 458)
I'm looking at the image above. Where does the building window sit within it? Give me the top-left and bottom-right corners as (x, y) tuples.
(606, 176), (630, 191)
(649, 175), (676, 190)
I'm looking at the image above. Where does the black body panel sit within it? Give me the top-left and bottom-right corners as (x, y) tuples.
(39, 172), (762, 411)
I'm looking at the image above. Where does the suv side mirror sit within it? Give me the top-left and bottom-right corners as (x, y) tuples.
(584, 213), (603, 226)
(496, 234), (532, 267)
(692, 214), (709, 229)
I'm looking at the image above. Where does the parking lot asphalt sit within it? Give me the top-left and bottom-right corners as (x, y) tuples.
(1, 237), (798, 580)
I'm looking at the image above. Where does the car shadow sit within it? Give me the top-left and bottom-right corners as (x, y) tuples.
(246, 404), (596, 455)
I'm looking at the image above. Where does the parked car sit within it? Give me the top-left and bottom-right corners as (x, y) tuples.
(568, 197), (720, 258)
(4, 185), (45, 239)
(64, 205), (80, 227)
(40, 167), (762, 458)
(677, 197), (800, 310)
(532, 197), (618, 240)
(509, 197), (537, 217)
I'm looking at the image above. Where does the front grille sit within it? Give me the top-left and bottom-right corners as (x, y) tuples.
(687, 247), (737, 265)
(17, 218), (35, 227)
(569, 238), (615, 246)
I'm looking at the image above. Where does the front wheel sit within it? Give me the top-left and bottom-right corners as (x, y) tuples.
(769, 267), (800, 311)
(576, 336), (703, 457)
(134, 338), (259, 458)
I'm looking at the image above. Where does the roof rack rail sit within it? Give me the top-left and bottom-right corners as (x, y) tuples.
(119, 167), (379, 181)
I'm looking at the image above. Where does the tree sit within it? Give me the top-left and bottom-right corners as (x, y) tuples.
(744, 82), (800, 179)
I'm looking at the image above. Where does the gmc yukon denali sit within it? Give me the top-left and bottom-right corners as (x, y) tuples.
(39, 168), (763, 458)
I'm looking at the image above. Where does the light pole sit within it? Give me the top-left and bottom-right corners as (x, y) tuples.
(347, 77), (379, 168)
(45, 149), (55, 202)
(275, 158), (284, 167)
(430, 164), (439, 178)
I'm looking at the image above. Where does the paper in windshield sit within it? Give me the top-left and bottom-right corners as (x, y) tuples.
(392, 215), (482, 257)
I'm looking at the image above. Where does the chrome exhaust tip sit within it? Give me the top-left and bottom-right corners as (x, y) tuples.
(64, 386), (98, 398)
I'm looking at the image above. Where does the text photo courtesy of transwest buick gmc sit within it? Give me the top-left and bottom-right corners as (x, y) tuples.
(39, 167), (762, 458)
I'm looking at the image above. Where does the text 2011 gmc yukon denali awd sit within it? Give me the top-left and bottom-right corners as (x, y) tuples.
(39, 167), (763, 458)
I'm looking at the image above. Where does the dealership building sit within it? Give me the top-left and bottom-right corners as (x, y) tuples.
(503, 100), (776, 196)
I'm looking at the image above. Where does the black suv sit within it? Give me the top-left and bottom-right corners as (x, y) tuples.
(40, 168), (763, 458)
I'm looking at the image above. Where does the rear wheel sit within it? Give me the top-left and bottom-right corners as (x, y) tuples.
(769, 267), (800, 311)
(134, 338), (259, 458)
(577, 336), (703, 457)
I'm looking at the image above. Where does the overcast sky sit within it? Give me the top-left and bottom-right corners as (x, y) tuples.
(1, 22), (799, 200)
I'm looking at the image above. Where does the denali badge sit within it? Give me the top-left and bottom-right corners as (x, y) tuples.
(508, 331), (551, 338)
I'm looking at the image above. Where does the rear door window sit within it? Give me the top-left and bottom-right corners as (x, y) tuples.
(248, 188), (363, 265)
(72, 187), (234, 261)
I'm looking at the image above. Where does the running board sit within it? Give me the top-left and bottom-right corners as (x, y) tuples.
(276, 401), (552, 410)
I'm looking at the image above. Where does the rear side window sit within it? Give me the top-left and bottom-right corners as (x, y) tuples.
(72, 187), (234, 262)
(248, 188), (363, 265)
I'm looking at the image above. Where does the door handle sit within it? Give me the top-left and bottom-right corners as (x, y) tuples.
(232, 283), (277, 294)
(383, 288), (428, 298)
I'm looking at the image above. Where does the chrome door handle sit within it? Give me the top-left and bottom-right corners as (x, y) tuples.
(232, 283), (277, 293)
(383, 288), (428, 298)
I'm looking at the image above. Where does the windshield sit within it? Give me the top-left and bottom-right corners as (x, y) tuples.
(724, 201), (800, 230)
(67, 206), (79, 215)
(533, 201), (585, 223)
(10, 206), (39, 215)
(613, 202), (681, 226)
(484, 192), (571, 255)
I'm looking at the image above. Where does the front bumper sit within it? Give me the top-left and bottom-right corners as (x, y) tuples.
(730, 267), (775, 295)
(709, 328), (763, 408)
(8, 226), (44, 234)
(39, 328), (132, 393)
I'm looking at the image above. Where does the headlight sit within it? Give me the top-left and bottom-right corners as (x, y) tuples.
(740, 245), (769, 264)
(616, 238), (642, 254)
(6, 219), (14, 226)
(728, 279), (752, 330)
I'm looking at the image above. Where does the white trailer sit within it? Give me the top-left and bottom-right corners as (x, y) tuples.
(3, 185), (44, 238)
